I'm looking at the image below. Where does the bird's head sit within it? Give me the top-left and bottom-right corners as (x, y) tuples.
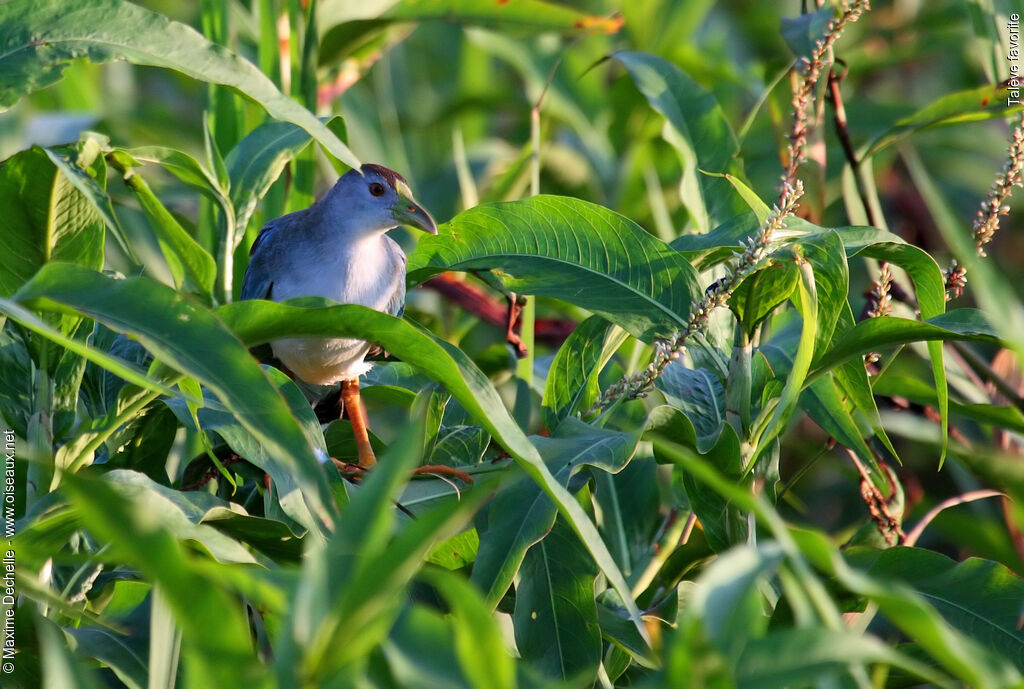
(322, 163), (438, 237)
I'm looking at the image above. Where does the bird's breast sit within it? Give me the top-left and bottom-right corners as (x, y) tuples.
(271, 237), (398, 310)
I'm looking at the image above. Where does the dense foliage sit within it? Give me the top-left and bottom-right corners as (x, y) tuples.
(2, 0), (1024, 687)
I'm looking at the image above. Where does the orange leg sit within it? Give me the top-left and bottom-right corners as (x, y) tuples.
(337, 378), (473, 484)
(341, 378), (376, 468)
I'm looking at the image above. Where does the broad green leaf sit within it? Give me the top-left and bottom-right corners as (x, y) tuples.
(0, 147), (103, 298)
(14, 264), (336, 534)
(66, 626), (148, 689)
(646, 406), (745, 551)
(660, 440), (1021, 688)
(810, 311), (998, 380)
(613, 51), (744, 231)
(165, 366), (329, 536)
(729, 262), (799, 338)
(0, 298), (179, 400)
(830, 303), (900, 462)
(794, 530), (1023, 687)
(125, 146), (228, 206)
(108, 151), (217, 296)
(472, 421), (637, 607)
(846, 546), (1024, 669)
(542, 315), (628, 431)
(281, 426), (428, 678)
(382, 604), (469, 687)
(656, 363), (726, 453)
(596, 599), (660, 669)
(736, 628), (954, 689)
(408, 195), (700, 342)
(683, 542), (784, 658)
(147, 587), (181, 689)
(850, 240), (949, 463)
(38, 616), (101, 689)
(781, 6), (834, 58)
(801, 231), (848, 355)
(290, 464), (492, 680)
(421, 569), (516, 689)
(426, 529), (480, 570)
(873, 374), (1024, 434)
(802, 375), (879, 474)
(863, 82), (1020, 158)
(216, 298), (650, 639)
(514, 517), (602, 684)
(226, 116), (345, 235)
(60, 474), (260, 687)
(751, 260), (817, 462)
(97, 470), (258, 564)
(0, 0), (359, 169)
(319, 0), (626, 42)
(760, 341), (878, 474)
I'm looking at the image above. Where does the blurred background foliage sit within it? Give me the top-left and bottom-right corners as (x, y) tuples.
(3, 0), (1024, 686)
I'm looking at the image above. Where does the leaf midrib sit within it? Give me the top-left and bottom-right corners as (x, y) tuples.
(417, 250), (689, 330)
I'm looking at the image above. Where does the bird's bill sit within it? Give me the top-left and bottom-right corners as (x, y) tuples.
(392, 196), (438, 234)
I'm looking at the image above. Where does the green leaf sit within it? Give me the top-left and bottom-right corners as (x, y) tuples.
(125, 146), (228, 206)
(426, 529), (480, 570)
(683, 542), (783, 658)
(810, 311), (998, 380)
(38, 616), (101, 689)
(846, 546), (1024, 669)
(108, 151), (217, 295)
(216, 298), (651, 640)
(736, 628), (954, 689)
(795, 530), (1023, 687)
(542, 315), (627, 431)
(408, 195), (700, 342)
(729, 262), (799, 338)
(147, 587), (181, 689)
(226, 116), (345, 235)
(656, 363), (726, 452)
(472, 421), (637, 607)
(0, 297), (179, 400)
(97, 469), (259, 564)
(14, 264), (337, 534)
(0, 0), (359, 169)
(514, 517), (602, 684)
(863, 82), (1021, 158)
(850, 239), (949, 463)
(0, 147), (103, 298)
(751, 259), (817, 461)
(318, 0), (625, 54)
(830, 304), (900, 462)
(646, 406), (745, 551)
(873, 374), (1024, 434)
(800, 231), (848, 355)
(421, 569), (516, 689)
(66, 625), (148, 689)
(165, 366), (329, 536)
(613, 51), (743, 231)
(781, 6), (834, 59)
(60, 474), (259, 686)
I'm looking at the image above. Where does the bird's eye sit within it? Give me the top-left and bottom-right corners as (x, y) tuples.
(369, 182), (386, 197)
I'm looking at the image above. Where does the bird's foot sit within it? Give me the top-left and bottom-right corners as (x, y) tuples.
(330, 457), (472, 484)
(330, 458), (370, 480)
(411, 464), (474, 484)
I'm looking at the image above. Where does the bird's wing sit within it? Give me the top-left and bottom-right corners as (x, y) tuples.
(240, 221), (281, 300)
(383, 235), (407, 318)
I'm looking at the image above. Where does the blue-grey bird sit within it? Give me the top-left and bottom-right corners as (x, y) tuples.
(241, 163), (437, 469)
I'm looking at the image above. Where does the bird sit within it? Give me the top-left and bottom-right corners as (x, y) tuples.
(241, 163), (437, 472)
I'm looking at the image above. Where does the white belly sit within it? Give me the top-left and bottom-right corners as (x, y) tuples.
(268, 236), (401, 384)
(271, 336), (373, 384)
